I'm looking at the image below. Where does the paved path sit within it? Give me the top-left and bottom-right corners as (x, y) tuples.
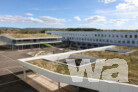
(0, 50), (38, 92)
(0, 50), (98, 92)
(17, 72), (98, 92)
(0, 50), (30, 70)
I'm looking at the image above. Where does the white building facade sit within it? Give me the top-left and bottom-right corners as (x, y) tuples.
(47, 31), (138, 47)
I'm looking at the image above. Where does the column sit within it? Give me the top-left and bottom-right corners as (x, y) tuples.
(58, 82), (60, 92)
(23, 67), (26, 79)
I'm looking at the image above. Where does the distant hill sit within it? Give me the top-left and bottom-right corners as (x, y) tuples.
(0, 27), (136, 34)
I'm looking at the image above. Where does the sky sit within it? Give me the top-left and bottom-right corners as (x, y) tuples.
(0, 0), (138, 29)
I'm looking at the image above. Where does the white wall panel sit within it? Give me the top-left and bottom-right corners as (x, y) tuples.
(99, 80), (109, 92)
(120, 83), (133, 92)
(108, 81), (120, 92)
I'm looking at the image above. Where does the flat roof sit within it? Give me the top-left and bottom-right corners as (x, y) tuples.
(47, 31), (138, 33)
(76, 46), (138, 85)
(5, 33), (59, 39)
(18, 45), (138, 85)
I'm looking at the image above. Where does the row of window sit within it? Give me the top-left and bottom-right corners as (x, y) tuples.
(55, 33), (138, 39)
(13, 38), (59, 44)
(66, 37), (137, 44)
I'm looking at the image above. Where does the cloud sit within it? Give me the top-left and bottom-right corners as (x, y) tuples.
(78, 22), (106, 28)
(116, 0), (138, 10)
(133, 15), (138, 18)
(74, 16), (81, 21)
(40, 16), (66, 23)
(25, 13), (34, 16)
(95, 9), (138, 18)
(0, 15), (66, 25)
(101, 0), (116, 4)
(40, 16), (66, 25)
(0, 15), (41, 23)
(84, 15), (106, 22)
(110, 19), (129, 26)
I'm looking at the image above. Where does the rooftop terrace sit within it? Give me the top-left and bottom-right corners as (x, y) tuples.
(5, 33), (58, 39)
(76, 46), (138, 85)
(27, 46), (138, 85)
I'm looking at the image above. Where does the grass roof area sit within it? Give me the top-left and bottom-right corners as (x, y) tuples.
(28, 46), (138, 85)
(28, 59), (70, 75)
(6, 33), (58, 38)
(77, 46), (138, 85)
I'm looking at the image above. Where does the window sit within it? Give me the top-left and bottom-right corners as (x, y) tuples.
(82, 43), (86, 46)
(127, 41), (130, 44)
(95, 34), (97, 37)
(107, 39), (109, 42)
(123, 41), (125, 44)
(130, 35), (132, 38)
(125, 35), (127, 38)
(13, 40), (16, 44)
(135, 35), (137, 38)
(132, 41), (135, 44)
(109, 35), (111, 37)
(78, 43), (80, 45)
(116, 35), (118, 38)
(100, 39), (102, 42)
(118, 41), (121, 43)
(88, 44), (92, 46)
